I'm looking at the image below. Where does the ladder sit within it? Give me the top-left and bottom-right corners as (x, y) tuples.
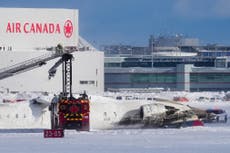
(0, 52), (61, 80)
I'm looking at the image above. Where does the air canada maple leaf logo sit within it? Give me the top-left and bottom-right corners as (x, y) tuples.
(64, 20), (73, 38)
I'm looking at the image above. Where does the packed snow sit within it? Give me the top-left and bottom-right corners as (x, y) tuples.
(0, 89), (230, 153)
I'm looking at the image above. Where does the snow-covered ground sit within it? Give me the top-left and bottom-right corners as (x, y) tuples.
(0, 126), (230, 153)
(1, 90), (230, 153)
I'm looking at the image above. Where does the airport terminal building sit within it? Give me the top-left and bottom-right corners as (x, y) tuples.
(104, 36), (230, 92)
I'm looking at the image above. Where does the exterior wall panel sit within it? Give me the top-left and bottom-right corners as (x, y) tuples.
(0, 8), (78, 51)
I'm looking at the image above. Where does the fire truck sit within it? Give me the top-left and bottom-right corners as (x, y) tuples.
(44, 51), (90, 138)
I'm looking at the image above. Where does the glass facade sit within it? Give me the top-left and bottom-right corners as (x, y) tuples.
(105, 71), (230, 91)
(190, 73), (230, 83)
(104, 57), (216, 68)
(104, 72), (177, 90)
(104, 63), (121, 67)
(130, 73), (176, 84)
(198, 51), (230, 57)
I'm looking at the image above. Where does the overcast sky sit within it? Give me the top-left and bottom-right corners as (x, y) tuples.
(1, 0), (230, 47)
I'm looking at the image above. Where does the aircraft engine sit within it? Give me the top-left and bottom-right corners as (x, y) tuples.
(140, 104), (167, 127)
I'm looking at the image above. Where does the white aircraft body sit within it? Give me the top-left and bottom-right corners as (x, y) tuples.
(0, 94), (203, 130)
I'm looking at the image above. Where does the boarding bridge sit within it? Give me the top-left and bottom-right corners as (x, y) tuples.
(0, 36), (97, 80)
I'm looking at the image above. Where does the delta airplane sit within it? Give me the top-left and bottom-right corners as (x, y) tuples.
(0, 93), (205, 130)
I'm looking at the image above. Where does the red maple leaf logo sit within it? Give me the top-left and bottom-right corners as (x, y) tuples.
(64, 20), (73, 38)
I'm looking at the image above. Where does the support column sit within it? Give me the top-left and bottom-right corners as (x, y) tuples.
(176, 64), (193, 91)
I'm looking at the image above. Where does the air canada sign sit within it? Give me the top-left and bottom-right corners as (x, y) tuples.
(5, 20), (74, 38)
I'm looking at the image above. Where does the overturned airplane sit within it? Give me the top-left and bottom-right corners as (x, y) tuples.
(0, 93), (207, 130)
(89, 96), (204, 129)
